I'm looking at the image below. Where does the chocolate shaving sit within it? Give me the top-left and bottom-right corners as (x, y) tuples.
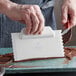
(64, 47), (76, 60)
(0, 53), (14, 65)
(62, 29), (72, 44)
(63, 47), (76, 64)
(0, 47), (76, 66)
(62, 18), (72, 44)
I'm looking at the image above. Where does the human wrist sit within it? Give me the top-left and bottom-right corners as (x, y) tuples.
(0, 0), (17, 15)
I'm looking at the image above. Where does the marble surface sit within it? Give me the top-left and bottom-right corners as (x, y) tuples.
(0, 46), (76, 74)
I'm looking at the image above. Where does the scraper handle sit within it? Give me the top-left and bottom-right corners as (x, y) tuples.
(19, 27), (55, 39)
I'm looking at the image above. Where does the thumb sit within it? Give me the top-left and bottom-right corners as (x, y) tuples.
(62, 6), (68, 24)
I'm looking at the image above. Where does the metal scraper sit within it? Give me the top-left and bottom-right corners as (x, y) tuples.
(62, 28), (72, 44)
(62, 21), (72, 44)
(62, 14), (73, 44)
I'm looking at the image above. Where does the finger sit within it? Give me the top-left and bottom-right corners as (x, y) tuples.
(38, 27), (44, 34)
(33, 5), (45, 34)
(62, 6), (68, 24)
(24, 14), (32, 34)
(33, 25), (44, 35)
(30, 12), (39, 34)
(34, 21), (44, 34)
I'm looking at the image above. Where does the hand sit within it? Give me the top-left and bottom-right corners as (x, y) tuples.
(4, 2), (45, 35)
(62, 0), (76, 28)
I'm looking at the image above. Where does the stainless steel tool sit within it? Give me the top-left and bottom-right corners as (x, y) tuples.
(62, 21), (72, 44)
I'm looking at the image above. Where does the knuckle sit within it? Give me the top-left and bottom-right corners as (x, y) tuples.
(29, 6), (35, 13)
(33, 5), (39, 8)
(28, 6), (32, 11)
(33, 5), (40, 10)
(29, 6), (33, 10)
